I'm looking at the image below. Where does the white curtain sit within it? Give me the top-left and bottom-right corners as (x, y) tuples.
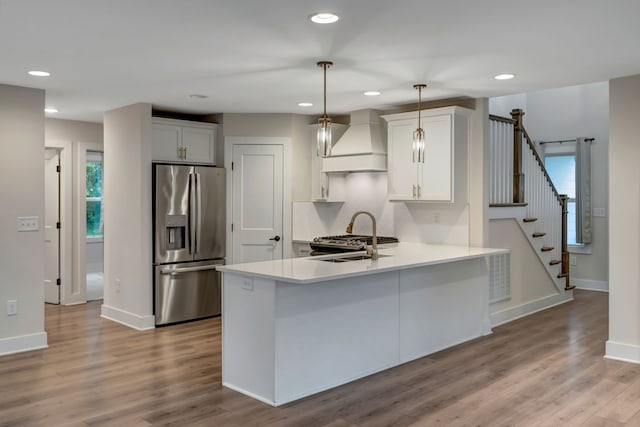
(575, 137), (592, 244)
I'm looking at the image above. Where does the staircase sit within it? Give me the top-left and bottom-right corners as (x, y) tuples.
(489, 109), (574, 292)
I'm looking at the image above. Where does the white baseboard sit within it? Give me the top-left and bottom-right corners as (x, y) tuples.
(605, 340), (640, 364)
(490, 292), (574, 327)
(573, 278), (608, 292)
(101, 304), (155, 330)
(0, 332), (48, 356)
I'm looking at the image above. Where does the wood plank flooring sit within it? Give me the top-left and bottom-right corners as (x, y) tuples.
(1, 290), (638, 426)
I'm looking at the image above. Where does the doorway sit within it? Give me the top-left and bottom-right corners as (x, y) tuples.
(44, 148), (61, 304)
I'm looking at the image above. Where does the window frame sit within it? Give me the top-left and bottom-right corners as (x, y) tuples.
(542, 144), (592, 254)
(86, 151), (104, 242)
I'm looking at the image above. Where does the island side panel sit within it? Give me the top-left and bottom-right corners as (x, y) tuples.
(273, 271), (400, 406)
(398, 258), (491, 363)
(222, 272), (277, 405)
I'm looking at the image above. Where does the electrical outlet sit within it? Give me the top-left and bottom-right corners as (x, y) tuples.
(433, 212), (440, 224)
(592, 208), (606, 217)
(7, 300), (17, 316)
(570, 256), (577, 266)
(17, 216), (39, 232)
(115, 278), (121, 293)
(242, 278), (254, 291)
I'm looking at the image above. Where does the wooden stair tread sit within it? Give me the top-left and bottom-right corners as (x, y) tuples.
(532, 232), (546, 238)
(549, 260), (562, 265)
(523, 218), (538, 223)
(557, 273), (568, 278)
(565, 285), (576, 291)
(489, 203), (528, 207)
(541, 246), (554, 252)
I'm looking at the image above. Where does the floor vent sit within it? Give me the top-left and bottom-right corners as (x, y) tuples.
(489, 253), (511, 303)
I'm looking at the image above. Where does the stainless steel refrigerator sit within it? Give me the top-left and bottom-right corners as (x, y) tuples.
(153, 163), (225, 326)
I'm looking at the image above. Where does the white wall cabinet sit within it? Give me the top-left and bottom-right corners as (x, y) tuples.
(383, 106), (470, 202)
(310, 124), (347, 202)
(152, 118), (217, 164)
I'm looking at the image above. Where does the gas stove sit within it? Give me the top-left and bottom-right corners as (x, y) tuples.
(310, 234), (399, 254)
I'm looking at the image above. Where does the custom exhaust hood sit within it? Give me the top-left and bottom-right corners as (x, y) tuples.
(322, 109), (387, 173)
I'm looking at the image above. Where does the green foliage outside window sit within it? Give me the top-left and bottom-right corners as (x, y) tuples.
(86, 161), (103, 237)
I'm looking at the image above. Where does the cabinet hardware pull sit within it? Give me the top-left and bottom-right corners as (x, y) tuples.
(321, 186), (325, 199)
(413, 185), (416, 199)
(418, 185), (422, 198)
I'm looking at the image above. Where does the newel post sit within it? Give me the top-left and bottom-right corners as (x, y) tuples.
(559, 194), (571, 289)
(510, 108), (525, 204)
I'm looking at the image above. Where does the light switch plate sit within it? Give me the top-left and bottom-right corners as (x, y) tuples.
(17, 216), (39, 232)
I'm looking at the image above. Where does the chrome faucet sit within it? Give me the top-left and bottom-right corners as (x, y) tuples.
(346, 211), (378, 260)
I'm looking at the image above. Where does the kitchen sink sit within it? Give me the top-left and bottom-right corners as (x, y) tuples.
(316, 254), (391, 263)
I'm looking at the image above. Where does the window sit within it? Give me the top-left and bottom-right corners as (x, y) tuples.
(86, 151), (103, 238)
(545, 154), (577, 245)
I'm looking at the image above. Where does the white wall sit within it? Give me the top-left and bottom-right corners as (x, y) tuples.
(606, 74), (640, 363)
(489, 82), (609, 287)
(102, 103), (154, 330)
(0, 84), (47, 355)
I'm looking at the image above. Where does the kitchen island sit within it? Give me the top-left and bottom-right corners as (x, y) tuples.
(218, 242), (508, 406)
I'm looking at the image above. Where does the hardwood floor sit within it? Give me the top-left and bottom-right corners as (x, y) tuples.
(1, 290), (638, 426)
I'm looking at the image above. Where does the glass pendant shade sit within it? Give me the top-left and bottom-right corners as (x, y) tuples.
(316, 60), (333, 158)
(412, 83), (427, 163)
(413, 127), (425, 163)
(317, 117), (332, 157)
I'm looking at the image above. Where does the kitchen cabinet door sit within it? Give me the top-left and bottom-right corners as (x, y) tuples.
(419, 114), (453, 201)
(182, 126), (215, 164)
(152, 118), (217, 165)
(386, 117), (420, 200)
(152, 123), (182, 162)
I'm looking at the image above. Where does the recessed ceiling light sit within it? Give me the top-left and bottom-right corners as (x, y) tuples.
(494, 73), (515, 80)
(310, 13), (339, 24)
(44, 108), (58, 113)
(364, 91), (381, 96)
(298, 102), (313, 107)
(28, 70), (51, 77)
(189, 94), (208, 99)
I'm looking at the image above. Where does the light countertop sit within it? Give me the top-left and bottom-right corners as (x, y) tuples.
(218, 242), (509, 284)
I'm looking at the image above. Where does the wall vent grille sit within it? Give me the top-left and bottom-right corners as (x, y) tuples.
(489, 253), (511, 303)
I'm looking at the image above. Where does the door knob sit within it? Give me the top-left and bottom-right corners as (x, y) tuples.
(269, 235), (281, 242)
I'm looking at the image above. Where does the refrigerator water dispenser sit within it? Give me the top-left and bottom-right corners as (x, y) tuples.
(166, 214), (186, 250)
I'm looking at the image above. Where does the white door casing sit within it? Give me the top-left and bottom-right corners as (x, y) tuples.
(44, 148), (60, 304)
(225, 136), (292, 265)
(232, 144), (284, 263)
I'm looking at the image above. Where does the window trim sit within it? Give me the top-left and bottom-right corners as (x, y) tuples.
(86, 152), (104, 241)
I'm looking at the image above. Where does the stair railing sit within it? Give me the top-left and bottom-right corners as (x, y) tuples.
(489, 109), (572, 290)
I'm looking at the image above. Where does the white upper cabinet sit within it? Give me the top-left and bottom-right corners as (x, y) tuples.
(383, 106), (470, 202)
(152, 118), (217, 164)
(310, 123), (348, 202)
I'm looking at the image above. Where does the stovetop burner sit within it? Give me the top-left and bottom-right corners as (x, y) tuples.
(310, 234), (399, 254)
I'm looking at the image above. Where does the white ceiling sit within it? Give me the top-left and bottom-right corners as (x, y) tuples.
(1, 0), (639, 123)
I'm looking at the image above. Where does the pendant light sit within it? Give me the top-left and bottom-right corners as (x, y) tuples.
(317, 61), (333, 157)
(413, 84), (427, 163)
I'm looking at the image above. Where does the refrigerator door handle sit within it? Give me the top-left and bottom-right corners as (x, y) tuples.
(195, 172), (202, 255)
(160, 265), (219, 275)
(189, 173), (196, 254)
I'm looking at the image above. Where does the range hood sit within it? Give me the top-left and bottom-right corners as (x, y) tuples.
(322, 109), (387, 173)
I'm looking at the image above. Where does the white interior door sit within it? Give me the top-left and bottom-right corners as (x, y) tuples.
(232, 144), (284, 264)
(44, 148), (60, 304)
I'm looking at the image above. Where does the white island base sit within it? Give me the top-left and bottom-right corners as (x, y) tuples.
(221, 248), (497, 406)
